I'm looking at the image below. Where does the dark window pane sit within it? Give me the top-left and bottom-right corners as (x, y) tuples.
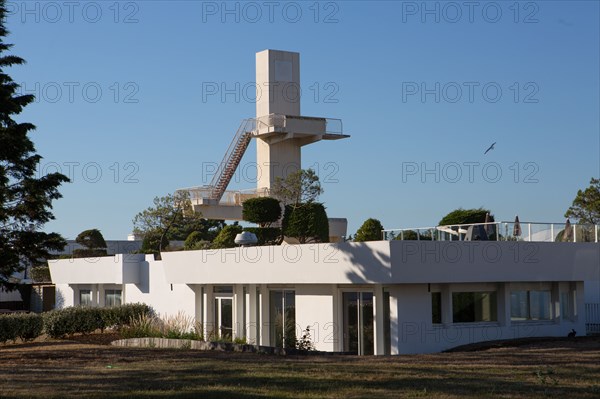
(452, 292), (497, 323)
(431, 292), (442, 324)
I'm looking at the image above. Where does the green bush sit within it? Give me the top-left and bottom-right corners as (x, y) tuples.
(141, 229), (169, 255)
(103, 303), (153, 328)
(211, 224), (243, 249)
(73, 229), (108, 258)
(0, 313), (44, 343)
(43, 307), (104, 338)
(242, 197), (281, 227)
(354, 218), (384, 242)
(282, 203), (329, 243)
(72, 248), (108, 258)
(243, 227), (281, 245)
(29, 266), (52, 282)
(184, 232), (212, 250)
(43, 303), (153, 338)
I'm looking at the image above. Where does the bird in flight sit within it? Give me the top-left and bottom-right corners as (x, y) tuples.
(484, 142), (496, 155)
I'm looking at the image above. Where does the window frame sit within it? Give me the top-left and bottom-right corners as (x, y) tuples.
(451, 291), (498, 324)
(104, 289), (122, 307)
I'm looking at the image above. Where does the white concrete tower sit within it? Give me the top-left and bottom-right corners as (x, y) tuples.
(182, 49), (348, 223)
(254, 50), (348, 194)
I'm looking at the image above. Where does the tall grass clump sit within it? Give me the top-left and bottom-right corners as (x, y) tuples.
(121, 311), (203, 340)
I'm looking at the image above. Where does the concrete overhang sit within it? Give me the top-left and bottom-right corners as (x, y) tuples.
(49, 254), (144, 285)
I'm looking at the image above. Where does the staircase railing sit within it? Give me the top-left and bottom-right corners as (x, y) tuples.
(208, 119), (257, 201)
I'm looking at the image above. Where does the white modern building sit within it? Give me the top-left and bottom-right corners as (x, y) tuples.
(47, 50), (600, 354)
(49, 237), (599, 354)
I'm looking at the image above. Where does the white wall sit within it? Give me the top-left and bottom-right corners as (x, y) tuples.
(49, 254), (143, 285)
(55, 283), (74, 308)
(295, 285), (337, 352)
(585, 281), (600, 303)
(125, 258), (196, 320)
(391, 282), (586, 354)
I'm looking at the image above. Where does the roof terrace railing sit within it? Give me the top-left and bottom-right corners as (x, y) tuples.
(256, 113), (344, 135)
(383, 221), (600, 243)
(179, 186), (270, 207)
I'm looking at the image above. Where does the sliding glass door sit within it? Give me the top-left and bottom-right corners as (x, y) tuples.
(343, 292), (374, 355)
(215, 296), (233, 340)
(270, 290), (296, 348)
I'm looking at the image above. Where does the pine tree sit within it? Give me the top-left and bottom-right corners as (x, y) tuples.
(0, 1), (69, 288)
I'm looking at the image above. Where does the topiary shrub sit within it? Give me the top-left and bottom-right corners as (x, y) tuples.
(73, 229), (108, 258)
(184, 231), (211, 250)
(354, 218), (384, 242)
(438, 208), (493, 226)
(282, 203), (329, 244)
(0, 313), (44, 343)
(43, 307), (104, 338)
(141, 229), (169, 256)
(211, 224), (243, 249)
(243, 227), (281, 245)
(242, 197), (282, 227)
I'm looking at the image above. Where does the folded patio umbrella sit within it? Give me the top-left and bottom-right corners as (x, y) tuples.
(484, 212), (495, 239)
(513, 215), (522, 237)
(562, 218), (573, 242)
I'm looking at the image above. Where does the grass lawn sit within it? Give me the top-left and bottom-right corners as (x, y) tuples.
(1, 336), (599, 398)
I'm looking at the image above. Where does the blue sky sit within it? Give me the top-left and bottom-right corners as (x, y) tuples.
(5, 0), (599, 239)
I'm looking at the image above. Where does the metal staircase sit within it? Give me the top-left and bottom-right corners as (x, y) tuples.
(208, 119), (256, 202)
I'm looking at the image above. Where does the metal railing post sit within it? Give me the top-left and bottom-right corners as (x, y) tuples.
(528, 223), (531, 242)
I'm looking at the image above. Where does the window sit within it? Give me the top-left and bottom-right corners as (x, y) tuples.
(431, 292), (442, 324)
(510, 290), (551, 321)
(452, 292), (497, 323)
(105, 290), (122, 307)
(79, 289), (92, 306)
(213, 286), (233, 294)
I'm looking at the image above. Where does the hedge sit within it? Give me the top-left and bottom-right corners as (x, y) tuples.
(43, 303), (153, 338)
(0, 313), (44, 343)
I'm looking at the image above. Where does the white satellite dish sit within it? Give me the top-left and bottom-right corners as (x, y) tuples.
(234, 231), (258, 246)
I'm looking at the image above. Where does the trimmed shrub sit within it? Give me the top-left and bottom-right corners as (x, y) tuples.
(242, 197), (282, 227)
(43, 303), (153, 338)
(141, 229), (169, 255)
(43, 307), (104, 338)
(102, 303), (153, 328)
(282, 203), (329, 243)
(73, 229), (107, 258)
(0, 313), (44, 343)
(243, 227), (281, 245)
(184, 232), (212, 251)
(354, 218), (384, 242)
(211, 224), (243, 249)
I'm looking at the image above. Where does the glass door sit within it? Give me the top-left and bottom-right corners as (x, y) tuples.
(270, 290), (296, 348)
(215, 296), (233, 340)
(343, 292), (374, 355)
